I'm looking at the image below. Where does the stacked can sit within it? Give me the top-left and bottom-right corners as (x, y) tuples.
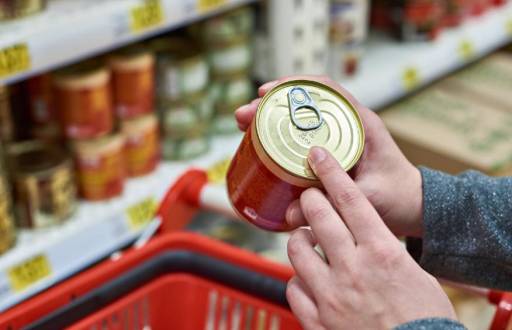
(152, 37), (212, 160)
(109, 46), (160, 178)
(53, 60), (123, 201)
(328, 0), (370, 80)
(0, 85), (14, 142)
(0, 0), (47, 21)
(0, 146), (16, 254)
(199, 6), (255, 135)
(27, 73), (61, 143)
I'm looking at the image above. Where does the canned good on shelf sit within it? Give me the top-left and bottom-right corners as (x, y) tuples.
(211, 114), (239, 135)
(392, 0), (445, 41)
(209, 38), (252, 78)
(72, 134), (125, 201)
(227, 80), (365, 231)
(443, 0), (468, 27)
(109, 47), (155, 120)
(0, 174), (16, 254)
(54, 62), (113, 140)
(329, 0), (369, 78)
(152, 37), (209, 102)
(0, 0), (47, 21)
(198, 6), (255, 45)
(7, 141), (76, 228)
(121, 114), (160, 177)
(26, 73), (55, 125)
(0, 85), (14, 142)
(31, 122), (62, 143)
(161, 94), (213, 138)
(210, 74), (253, 111)
(162, 134), (210, 161)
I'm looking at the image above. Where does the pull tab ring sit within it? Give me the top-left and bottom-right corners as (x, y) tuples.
(288, 87), (324, 131)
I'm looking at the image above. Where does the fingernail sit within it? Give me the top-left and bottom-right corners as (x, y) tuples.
(308, 147), (326, 167)
(260, 80), (278, 91)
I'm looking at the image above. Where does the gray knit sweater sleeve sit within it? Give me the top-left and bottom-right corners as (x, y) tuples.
(409, 167), (512, 290)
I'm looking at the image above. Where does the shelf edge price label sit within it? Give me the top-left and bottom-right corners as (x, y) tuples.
(458, 39), (475, 61)
(126, 197), (158, 231)
(7, 254), (52, 293)
(197, 0), (227, 12)
(402, 67), (420, 91)
(506, 18), (512, 36)
(130, 0), (164, 33)
(0, 43), (31, 79)
(207, 157), (232, 184)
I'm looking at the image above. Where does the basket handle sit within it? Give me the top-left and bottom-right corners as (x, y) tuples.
(25, 250), (289, 330)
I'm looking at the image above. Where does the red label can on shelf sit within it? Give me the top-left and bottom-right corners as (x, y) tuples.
(54, 63), (113, 140)
(227, 80), (365, 231)
(110, 48), (155, 119)
(121, 113), (160, 177)
(27, 73), (55, 125)
(72, 134), (125, 201)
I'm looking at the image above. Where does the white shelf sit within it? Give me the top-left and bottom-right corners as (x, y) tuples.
(342, 2), (512, 109)
(0, 134), (243, 312)
(0, 0), (256, 85)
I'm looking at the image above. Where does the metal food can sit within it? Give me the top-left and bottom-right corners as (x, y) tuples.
(27, 73), (55, 125)
(227, 80), (365, 231)
(31, 122), (62, 144)
(0, 85), (14, 142)
(121, 114), (160, 177)
(199, 6), (255, 46)
(54, 62), (113, 140)
(7, 141), (76, 228)
(72, 134), (125, 201)
(0, 173), (16, 254)
(161, 94), (213, 138)
(392, 0), (445, 41)
(210, 74), (253, 135)
(162, 134), (210, 161)
(209, 37), (252, 78)
(443, 0), (468, 27)
(0, 0), (46, 20)
(152, 37), (209, 102)
(109, 47), (155, 120)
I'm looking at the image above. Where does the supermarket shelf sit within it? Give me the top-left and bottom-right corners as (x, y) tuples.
(0, 134), (243, 312)
(0, 0), (256, 85)
(342, 2), (512, 110)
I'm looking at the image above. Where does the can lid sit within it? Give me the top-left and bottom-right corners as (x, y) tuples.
(255, 80), (364, 180)
(7, 141), (70, 177)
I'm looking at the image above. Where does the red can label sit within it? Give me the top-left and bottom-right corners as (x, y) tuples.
(113, 67), (154, 119)
(124, 125), (160, 177)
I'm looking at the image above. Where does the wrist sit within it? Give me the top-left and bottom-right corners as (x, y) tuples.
(404, 165), (423, 238)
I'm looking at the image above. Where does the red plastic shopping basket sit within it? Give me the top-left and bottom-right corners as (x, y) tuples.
(0, 232), (301, 330)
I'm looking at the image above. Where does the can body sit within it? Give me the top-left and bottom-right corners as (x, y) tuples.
(27, 73), (55, 125)
(54, 66), (113, 139)
(121, 114), (160, 177)
(8, 142), (76, 228)
(0, 174), (16, 254)
(73, 135), (125, 201)
(209, 38), (252, 78)
(110, 50), (155, 119)
(0, 85), (14, 142)
(0, 0), (46, 20)
(227, 80), (364, 231)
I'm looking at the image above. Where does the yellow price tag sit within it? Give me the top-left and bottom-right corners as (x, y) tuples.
(506, 18), (512, 35)
(458, 40), (474, 61)
(402, 67), (420, 91)
(7, 254), (52, 292)
(207, 157), (232, 184)
(0, 43), (31, 78)
(126, 197), (157, 230)
(130, 0), (164, 33)
(198, 0), (227, 12)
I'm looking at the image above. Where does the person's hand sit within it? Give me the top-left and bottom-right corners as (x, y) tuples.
(235, 76), (423, 237)
(285, 147), (456, 330)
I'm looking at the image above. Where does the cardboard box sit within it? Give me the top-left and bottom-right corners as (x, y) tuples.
(441, 53), (512, 112)
(380, 86), (512, 176)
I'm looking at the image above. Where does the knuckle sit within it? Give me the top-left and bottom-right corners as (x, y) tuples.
(332, 186), (360, 209)
(287, 232), (305, 258)
(370, 243), (405, 268)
